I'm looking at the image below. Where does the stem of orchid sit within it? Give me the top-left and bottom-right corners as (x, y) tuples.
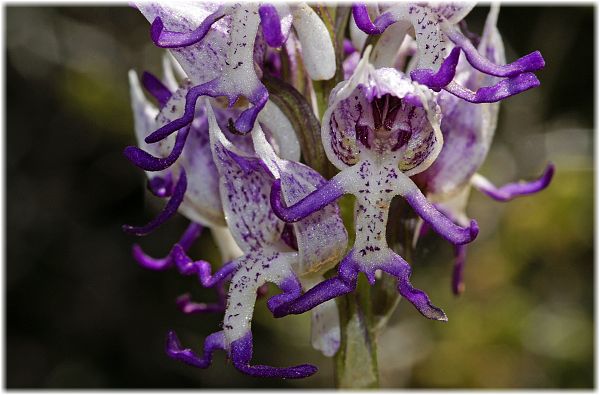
(334, 275), (379, 388)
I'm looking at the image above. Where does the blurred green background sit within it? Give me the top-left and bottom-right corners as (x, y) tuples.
(6, 5), (594, 389)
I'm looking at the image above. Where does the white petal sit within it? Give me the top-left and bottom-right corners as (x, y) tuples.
(258, 100), (301, 162)
(291, 3), (336, 80)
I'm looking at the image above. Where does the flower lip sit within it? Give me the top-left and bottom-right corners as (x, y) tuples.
(322, 62), (442, 175)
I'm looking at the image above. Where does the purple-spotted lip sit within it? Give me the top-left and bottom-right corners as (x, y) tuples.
(322, 63), (442, 175)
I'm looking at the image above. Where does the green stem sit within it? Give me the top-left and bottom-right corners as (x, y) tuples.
(334, 276), (379, 388)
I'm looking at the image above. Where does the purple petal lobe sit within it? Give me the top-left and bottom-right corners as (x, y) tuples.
(170, 244), (237, 287)
(474, 163), (555, 202)
(145, 81), (217, 144)
(122, 169), (187, 236)
(230, 332), (317, 379)
(443, 72), (540, 103)
(405, 190), (478, 245)
(141, 71), (172, 108)
(259, 4), (286, 48)
(447, 29), (545, 77)
(352, 4), (395, 35)
(270, 178), (345, 223)
(166, 330), (225, 369)
(125, 126), (190, 171)
(150, 8), (226, 49)
(380, 254), (448, 321)
(131, 222), (203, 270)
(410, 47), (461, 90)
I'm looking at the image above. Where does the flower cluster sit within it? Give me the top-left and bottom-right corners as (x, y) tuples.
(124, 2), (553, 380)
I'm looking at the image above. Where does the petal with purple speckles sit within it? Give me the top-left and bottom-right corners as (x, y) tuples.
(207, 100), (283, 252)
(322, 49), (443, 176)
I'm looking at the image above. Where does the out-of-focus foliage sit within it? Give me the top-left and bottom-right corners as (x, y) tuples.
(6, 5), (593, 389)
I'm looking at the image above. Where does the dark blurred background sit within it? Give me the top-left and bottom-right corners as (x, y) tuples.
(5, 5), (594, 389)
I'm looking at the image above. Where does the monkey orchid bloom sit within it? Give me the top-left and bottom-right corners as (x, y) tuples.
(352, 2), (545, 103)
(269, 49), (478, 322)
(123, 66), (246, 312)
(165, 99), (348, 378)
(133, 1), (335, 169)
(414, 5), (554, 295)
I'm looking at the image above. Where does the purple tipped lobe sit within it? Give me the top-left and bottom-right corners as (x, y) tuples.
(125, 126), (190, 171)
(141, 71), (172, 107)
(166, 330), (225, 368)
(230, 332), (318, 379)
(132, 222), (203, 270)
(122, 170), (187, 236)
(476, 163), (555, 202)
(259, 5), (287, 48)
(270, 179), (345, 223)
(150, 8), (226, 49)
(405, 190), (478, 245)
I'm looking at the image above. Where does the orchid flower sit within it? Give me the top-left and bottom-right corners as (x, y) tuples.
(164, 99), (348, 378)
(123, 62), (245, 312)
(352, 3), (545, 103)
(269, 48), (478, 323)
(413, 5), (554, 295)
(132, 1), (335, 173)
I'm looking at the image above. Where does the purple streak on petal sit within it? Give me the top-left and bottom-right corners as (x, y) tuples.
(124, 127), (190, 171)
(123, 170), (187, 236)
(405, 189), (478, 245)
(270, 178), (345, 223)
(147, 173), (174, 198)
(228, 86), (269, 135)
(266, 275), (302, 313)
(150, 8), (226, 48)
(477, 163), (555, 202)
(145, 80), (219, 144)
(352, 4), (396, 35)
(131, 222), (203, 270)
(176, 292), (226, 314)
(170, 244), (237, 287)
(230, 332), (317, 378)
(380, 254), (448, 321)
(259, 4), (286, 48)
(410, 47), (461, 91)
(447, 29), (545, 77)
(166, 330), (225, 368)
(141, 71), (172, 108)
(452, 244), (467, 295)
(443, 72), (540, 103)
(272, 256), (359, 318)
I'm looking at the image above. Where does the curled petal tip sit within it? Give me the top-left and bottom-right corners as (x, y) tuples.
(289, 364), (318, 378)
(542, 162), (556, 186)
(411, 47), (461, 89)
(525, 50), (546, 71)
(165, 330), (182, 355)
(469, 219), (479, 242)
